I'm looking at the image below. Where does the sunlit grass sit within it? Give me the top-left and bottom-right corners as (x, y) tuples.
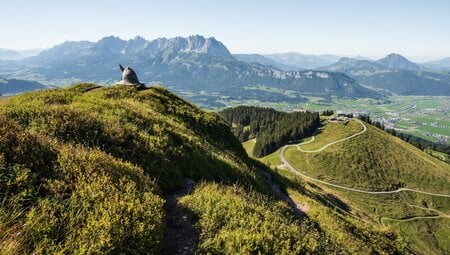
(299, 120), (363, 151)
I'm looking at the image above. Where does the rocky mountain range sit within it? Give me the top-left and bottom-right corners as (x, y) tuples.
(1, 35), (449, 102)
(0, 35), (381, 104)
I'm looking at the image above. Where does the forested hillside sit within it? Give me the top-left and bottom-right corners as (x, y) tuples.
(219, 106), (320, 157)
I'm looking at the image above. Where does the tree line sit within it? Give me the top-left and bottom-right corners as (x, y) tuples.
(219, 106), (320, 157)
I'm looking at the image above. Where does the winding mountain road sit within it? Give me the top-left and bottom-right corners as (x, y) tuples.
(382, 214), (449, 223)
(278, 120), (450, 198)
(381, 203), (450, 222)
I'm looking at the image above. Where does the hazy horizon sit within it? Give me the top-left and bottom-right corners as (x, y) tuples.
(2, 0), (450, 62)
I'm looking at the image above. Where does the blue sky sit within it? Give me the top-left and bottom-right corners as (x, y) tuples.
(1, 0), (449, 61)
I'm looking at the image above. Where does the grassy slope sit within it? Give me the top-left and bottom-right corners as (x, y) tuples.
(260, 148), (283, 168)
(426, 149), (449, 162)
(240, 140), (406, 253)
(388, 219), (450, 255)
(279, 120), (450, 254)
(0, 84), (264, 191)
(285, 123), (450, 192)
(244, 119), (450, 254)
(180, 183), (339, 254)
(242, 139), (255, 156)
(300, 120), (363, 151)
(331, 188), (450, 254)
(0, 84), (271, 253)
(0, 113), (165, 254)
(270, 169), (404, 254)
(242, 139), (282, 167)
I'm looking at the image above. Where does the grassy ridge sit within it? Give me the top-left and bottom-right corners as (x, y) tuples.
(180, 183), (338, 254)
(240, 137), (407, 253)
(0, 85), (264, 191)
(0, 84), (269, 253)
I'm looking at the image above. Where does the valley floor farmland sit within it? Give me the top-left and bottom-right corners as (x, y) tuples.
(204, 88), (449, 144)
(300, 96), (450, 144)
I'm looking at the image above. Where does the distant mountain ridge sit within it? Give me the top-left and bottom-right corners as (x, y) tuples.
(320, 54), (450, 95)
(377, 53), (422, 72)
(263, 52), (341, 70)
(0, 76), (47, 95)
(232, 54), (298, 71)
(0, 48), (44, 60)
(0, 35), (381, 103)
(0, 49), (22, 60)
(233, 52), (342, 71)
(323, 57), (384, 73)
(423, 57), (450, 71)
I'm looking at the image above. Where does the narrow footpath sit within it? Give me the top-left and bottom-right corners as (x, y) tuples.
(163, 179), (198, 255)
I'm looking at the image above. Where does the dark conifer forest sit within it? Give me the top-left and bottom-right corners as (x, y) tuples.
(220, 106), (320, 157)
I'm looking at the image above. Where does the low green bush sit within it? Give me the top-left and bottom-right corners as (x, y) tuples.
(0, 141), (165, 254)
(181, 183), (337, 254)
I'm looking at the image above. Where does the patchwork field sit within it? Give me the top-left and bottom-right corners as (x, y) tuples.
(301, 96), (450, 143)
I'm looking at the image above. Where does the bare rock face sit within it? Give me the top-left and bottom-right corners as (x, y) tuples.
(118, 64), (145, 89)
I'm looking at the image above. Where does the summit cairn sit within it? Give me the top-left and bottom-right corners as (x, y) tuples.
(118, 64), (145, 89)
